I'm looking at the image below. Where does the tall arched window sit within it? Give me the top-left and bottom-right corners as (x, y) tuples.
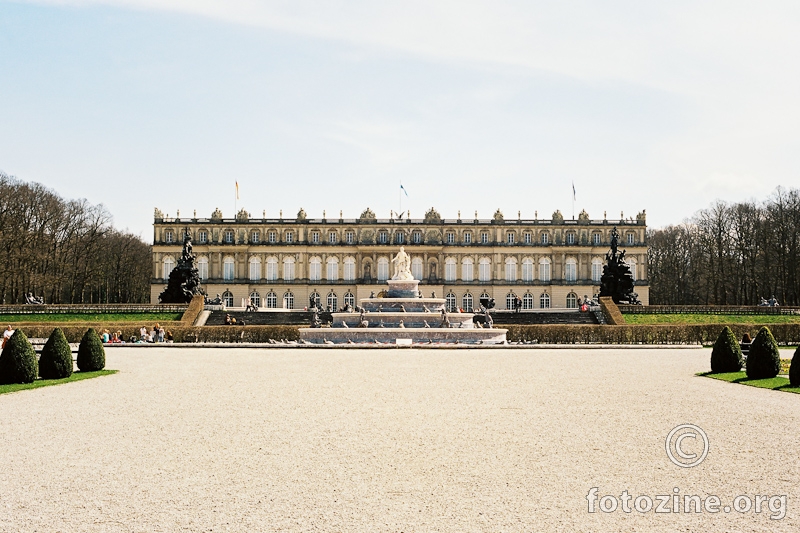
(249, 291), (261, 308)
(445, 257), (457, 282)
(283, 291), (294, 309)
(627, 258), (637, 281)
(540, 293), (551, 309)
(265, 291), (278, 308)
(539, 258), (551, 282)
(309, 291), (320, 309)
(522, 258), (534, 282)
(343, 257), (356, 281)
(223, 257), (235, 281)
(506, 292), (517, 310)
(566, 292), (578, 309)
(462, 293), (473, 312)
(505, 257), (517, 282)
(326, 257), (339, 281)
(344, 292), (355, 308)
(249, 257), (261, 281)
(266, 257), (278, 281)
(592, 258), (603, 283)
(327, 292), (338, 311)
(377, 257), (389, 281)
(565, 258), (577, 283)
(461, 257), (473, 282)
(197, 256), (208, 281)
(445, 292), (457, 312)
(162, 256), (175, 281)
(411, 257), (423, 280)
(523, 292), (534, 309)
(283, 257), (295, 281)
(309, 256), (322, 281)
(479, 257), (491, 282)
(222, 291), (234, 308)
(480, 292), (491, 307)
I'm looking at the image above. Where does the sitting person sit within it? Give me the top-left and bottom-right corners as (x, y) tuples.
(101, 329), (111, 343)
(224, 314), (232, 325)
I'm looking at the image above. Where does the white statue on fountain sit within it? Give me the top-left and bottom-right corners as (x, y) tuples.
(391, 246), (414, 280)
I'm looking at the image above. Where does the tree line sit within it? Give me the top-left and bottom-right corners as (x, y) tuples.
(648, 187), (800, 306)
(0, 172), (151, 304)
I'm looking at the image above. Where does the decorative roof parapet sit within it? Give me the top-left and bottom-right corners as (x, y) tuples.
(424, 208), (442, 224)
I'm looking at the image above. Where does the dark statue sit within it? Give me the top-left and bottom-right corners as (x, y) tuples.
(159, 232), (203, 303)
(599, 227), (641, 304)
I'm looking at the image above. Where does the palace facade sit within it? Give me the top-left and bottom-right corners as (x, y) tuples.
(151, 207), (649, 309)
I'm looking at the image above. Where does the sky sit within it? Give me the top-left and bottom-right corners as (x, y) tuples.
(1, 0), (799, 238)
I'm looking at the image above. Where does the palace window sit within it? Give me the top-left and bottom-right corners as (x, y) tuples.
(522, 258), (534, 282)
(541, 233), (549, 244)
(309, 291), (320, 308)
(411, 257), (423, 280)
(481, 232), (489, 244)
(592, 258), (603, 283)
(344, 257), (355, 281)
(566, 292), (578, 309)
(462, 293), (473, 312)
(565, 258), (577, 282)
(198, 230), (208, 243)
(506, 292), (517, 310)
(523, 293), (534, 310)
(377, 257), (389, 281)
(345, 231), (355, 244)
(540, 293), (551, 309)
(309, 257), (322, 281)
(462, 257), (474, 282)
(344, 292), (355, 308)
(446, 292), (457, 312)
(268, 231), (276, 243)
(627, 233), (635, 245)
(197, 257), (208, 280)
(446, 232), (455, 244)
(283, 291), (294, 309)
(327, 292), (338, 311)
(165, 230), (174, 243)
(285, 231), (293, 243)
(628, 258), (637, 281)
(265, 291), (278, 308)
(251, 231), (260, 243)
(249, 257), (261, 281)
(163, 256), (175, 280)
(445, 257), (457, 282)
(524, 232), (532, 244)
(311, 231), (320, 244)
(412, 231), (422, 244)
(249, 292), (261, 308)
(266, 257), (278, 281)
(539, 258), (551, 282)
(329, 232), (337, 244)
(479, 257), (491, 282)
(224, 230), (234, 244)
(566, 232), (575, 245)
(223, 257), (235, 281)
(283, 257), (295, 281)
(223, 291), (234, 308)
(464, 232), (472, 244)
(507, 232), (515, 244)
(396, 232), (404, 244)
(326, 257), (339, 281)
(505, 257), (517, 282)
(378, 231), (388, 244)
(592, 233), (601, 245)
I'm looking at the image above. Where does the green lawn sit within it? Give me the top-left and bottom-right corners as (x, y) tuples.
(0, 312), (183, 323)
(699, 371), (800, 394)
(624, 313), (800, 325)
(0, 370), (118, 395)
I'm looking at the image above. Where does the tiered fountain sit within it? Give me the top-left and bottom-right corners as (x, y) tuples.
(299, 247), (507, 345)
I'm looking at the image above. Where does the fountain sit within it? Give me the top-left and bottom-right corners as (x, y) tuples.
(299, 247), (508, 345)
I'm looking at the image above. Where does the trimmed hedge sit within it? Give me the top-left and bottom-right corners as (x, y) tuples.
(39, 327), (73, 379)
(710, 326), (743, 373)
(790, 347), (800, 387)
(0, 330), (38, 384)
(746, 327), (781, 379)
(77, 329), (105, 371)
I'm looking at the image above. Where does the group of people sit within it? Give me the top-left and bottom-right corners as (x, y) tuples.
(134, 324), (173, 343)
(100, 329), (127, 344)
(224, 314), (246, 325)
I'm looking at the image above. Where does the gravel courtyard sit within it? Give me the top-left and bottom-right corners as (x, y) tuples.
(1, 347), (798, 532)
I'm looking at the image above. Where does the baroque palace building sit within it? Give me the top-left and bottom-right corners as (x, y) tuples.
(151, 207), (649, 309)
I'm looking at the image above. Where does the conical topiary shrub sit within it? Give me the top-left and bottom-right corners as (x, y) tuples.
(710, 326), (743, 373)
(39, 327), (73, 380)
(0, 330), (38, 384)
(790, 347), (800, 387)
(77, 328), (105, 372)
(746, 326), (780, 379)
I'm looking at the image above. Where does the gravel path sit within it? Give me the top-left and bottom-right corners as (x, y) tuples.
(0, 347), (797, 532)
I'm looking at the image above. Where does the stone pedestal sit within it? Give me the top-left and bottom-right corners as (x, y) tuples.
(386, 279), (420, 298)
